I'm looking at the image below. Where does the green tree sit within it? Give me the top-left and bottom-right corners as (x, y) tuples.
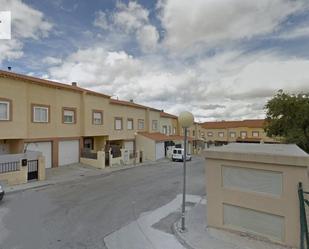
(264, 90), (309, 153)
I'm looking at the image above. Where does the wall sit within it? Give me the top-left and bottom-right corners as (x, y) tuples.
(136, 134), (156, 161)
(148, 110), (161, 133)
(106, 103), (147, 141)
(205, 153), (309, 247)
(80, 151), (105, 169)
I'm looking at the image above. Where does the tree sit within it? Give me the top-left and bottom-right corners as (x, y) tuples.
(264, 90), (309, 153)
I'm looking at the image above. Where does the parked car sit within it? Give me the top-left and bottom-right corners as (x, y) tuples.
(172, 148), (192, 162)
(0, 184), (4, 201)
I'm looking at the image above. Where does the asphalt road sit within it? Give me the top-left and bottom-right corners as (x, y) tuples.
(0, 157), (206, 249)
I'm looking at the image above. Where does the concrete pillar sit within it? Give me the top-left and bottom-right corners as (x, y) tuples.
(38, 156), (46, 181)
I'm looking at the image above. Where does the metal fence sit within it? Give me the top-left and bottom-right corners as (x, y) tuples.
(81, 149), (98, 159)
(0, 161), (20, 174)
(298, 182), (309, 249)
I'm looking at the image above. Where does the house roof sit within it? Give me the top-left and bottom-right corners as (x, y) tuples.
(138, 132), (171, 141)
(109, 98), (161, 112)
(160, 112), (178, 119)
(138, 132), (193, 142)
(201, 119), (266, 129)
(0, 69), (111, 98)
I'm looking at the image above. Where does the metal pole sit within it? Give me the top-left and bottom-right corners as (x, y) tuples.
(181, 127), (187, 232)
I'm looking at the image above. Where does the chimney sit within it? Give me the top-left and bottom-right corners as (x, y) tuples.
(130, 99), (134, 103)
(71, 82), (77, 87)
(7, 66), (11, 71)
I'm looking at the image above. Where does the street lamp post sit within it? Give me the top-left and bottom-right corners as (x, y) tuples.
(178, 111), (194, 232)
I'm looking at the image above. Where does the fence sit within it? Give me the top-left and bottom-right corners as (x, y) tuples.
(81, 149), (98, 159)
(298, 182), (309, 249)
(0, 161), (20, 174)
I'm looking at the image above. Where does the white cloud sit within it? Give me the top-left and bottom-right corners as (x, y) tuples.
(42, 56), (62, 65)
(113, 1), (149, 32)
(158, 0), (309, 53)
(277, 25), (309, 40)
(93, 11), (109, 30)
(47, 45), (309, 121)
(137, 25), (159, 51)
(0, 0), (52, 63)
(94, 1), (159, 52)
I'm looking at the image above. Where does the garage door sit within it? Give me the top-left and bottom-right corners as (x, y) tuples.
(58, 140), (80, 166)
(124, 141), (134, 151)
(26, 142), (52, 168)
(155, 142), (165, 160)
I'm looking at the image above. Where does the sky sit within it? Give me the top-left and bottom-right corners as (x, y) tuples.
(1, 0), (309, 121)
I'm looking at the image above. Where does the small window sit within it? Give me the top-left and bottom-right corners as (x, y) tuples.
(173, 127), (176, 134)
(229, 132), (236, 138)
(152, 120), (158, 130)
(173, 149), (177, 154)
(218, 132), (224, 138)
(162, 125), (167, 134)
(0, 100), (10, 121)
(252, 131), (259, 137)
(207, 132), (213, 137)
(33, 105), (49, 123)
(178, 150), (182, 154)
(240, 131), (247, 138)
(138, 119), (144, 130)
(127, 119), (133, 130)
(63, 108), (76, 124)
(115, 118), (123, 130)
(93, 110), (103, 125)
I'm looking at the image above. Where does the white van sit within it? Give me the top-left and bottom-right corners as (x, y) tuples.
(172, 148), (192, 162)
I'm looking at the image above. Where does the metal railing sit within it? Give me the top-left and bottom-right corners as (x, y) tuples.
(81, 149), (98, 159)
(298, 182), (309, 249)
(0, 161), (20, 174)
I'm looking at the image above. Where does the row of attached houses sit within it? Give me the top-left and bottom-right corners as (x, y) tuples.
(0, 69), (205, 176)
(201, 119), (279, 145)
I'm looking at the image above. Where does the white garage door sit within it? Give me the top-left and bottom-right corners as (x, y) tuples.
(124, 141), (134, 151)
(26, 142), (52, 168)
(155, 142), (165, 160)
(58, 140), (80, 166)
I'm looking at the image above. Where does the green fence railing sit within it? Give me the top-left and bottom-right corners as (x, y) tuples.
(298, 182), (309, 249)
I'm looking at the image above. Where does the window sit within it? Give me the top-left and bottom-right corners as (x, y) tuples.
(201, 132), (205, 138)
(163, 125), (167, 134)
(193, 130), (195, 137)
(218, 132), (224, 138)
(173, 127), (176, 134)
(230, 132), (236, 138)
(207, 132), (213, 137)
(152, 120), (158, 130)
(240, 131), (247, 138)
(0, 99), (11, 121)
(115, 117), (123, 130)
(32, 105), (49, 123)
(168, 126), (172, 134)
(138, 119), (144, 130)
(63, 108), (76, 124)
(127, 119), (133, 130)
(252, 131), (259, 137)
(92, 110), (103, 125)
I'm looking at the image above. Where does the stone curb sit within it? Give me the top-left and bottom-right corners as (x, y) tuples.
(172, 218), (196, 249)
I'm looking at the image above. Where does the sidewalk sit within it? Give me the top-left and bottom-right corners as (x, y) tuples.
(173, 200), (291, 249)
(4, 160), (163, 194)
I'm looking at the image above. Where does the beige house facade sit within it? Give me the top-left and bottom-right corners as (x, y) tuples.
(204, 143), (309, 247)
(0, 69), (202, 183)
(202, 119), (279, 145)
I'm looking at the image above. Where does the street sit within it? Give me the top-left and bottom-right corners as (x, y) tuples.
(0, 157), (205, 249)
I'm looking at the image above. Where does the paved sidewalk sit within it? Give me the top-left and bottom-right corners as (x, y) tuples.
(174, 200), (291, 249)
(4, 160), (165, 194)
